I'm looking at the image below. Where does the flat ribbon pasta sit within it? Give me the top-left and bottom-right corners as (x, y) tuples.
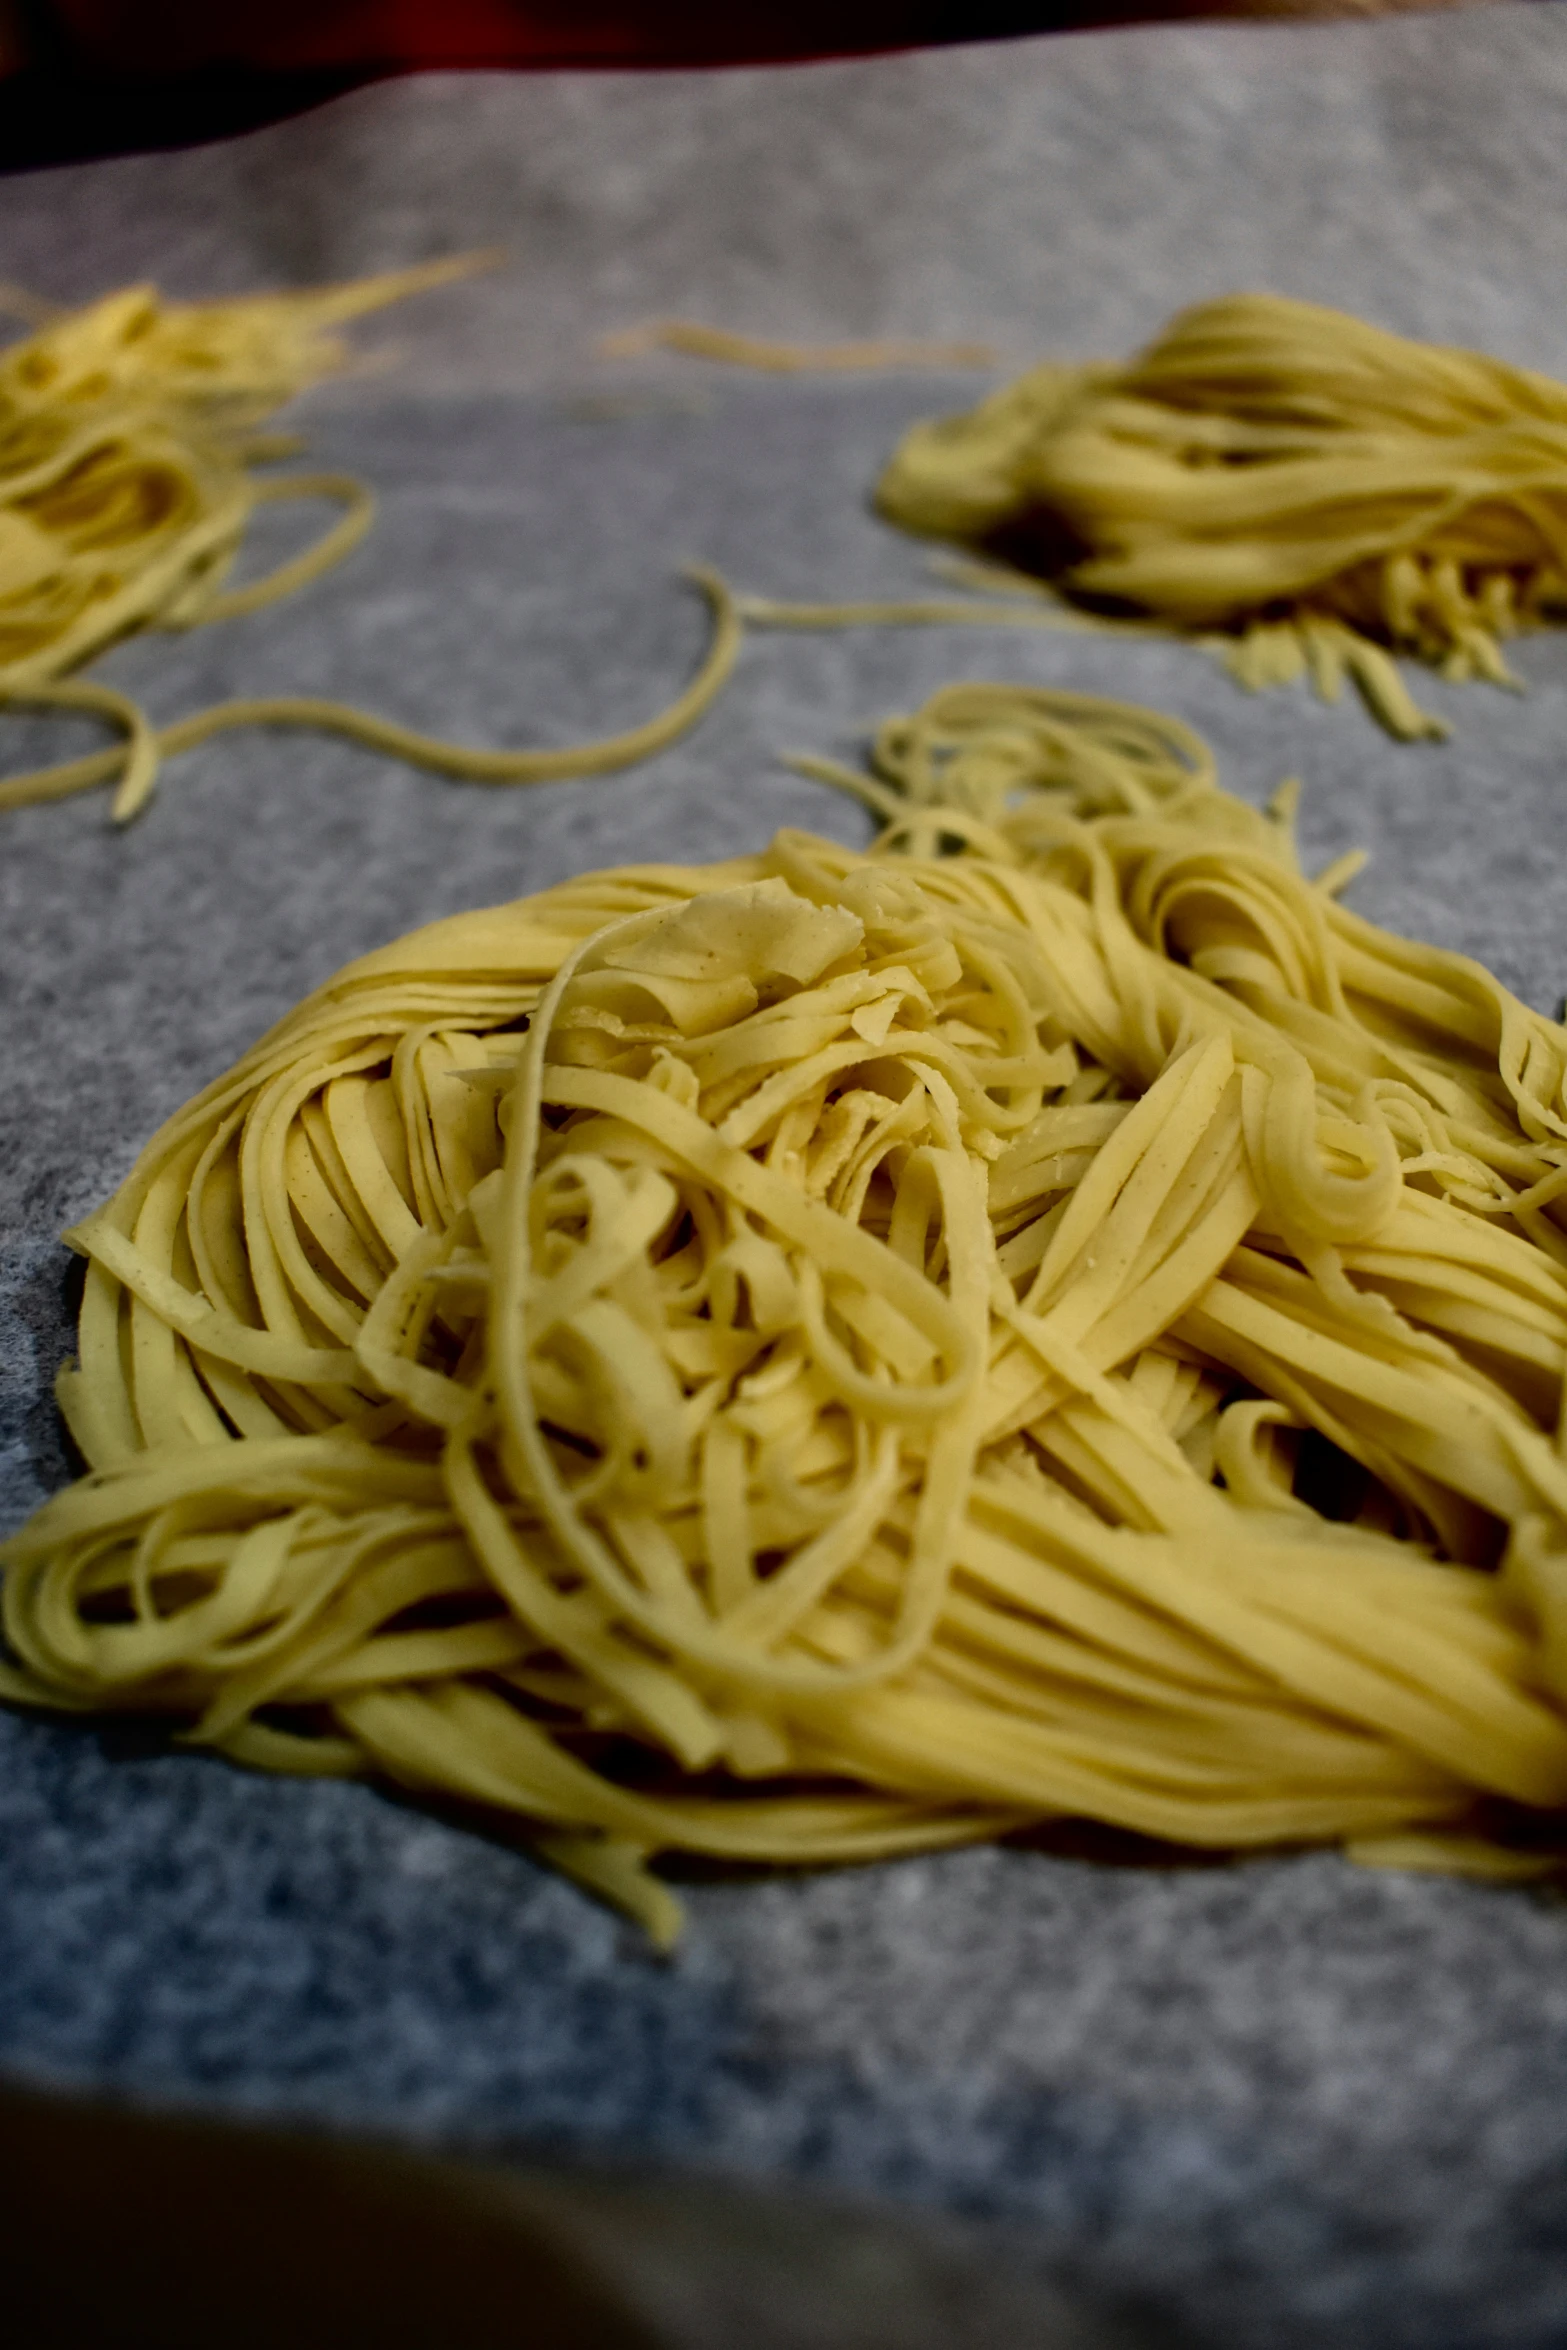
(0, 261), (740, 823)
(9, 685), (1567, 1941)
(877, 294), (1567, 740)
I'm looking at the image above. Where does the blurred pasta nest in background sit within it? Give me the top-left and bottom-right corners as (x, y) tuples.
(879, 294), (1567, 739)
(0, 258), (753, 828)
(11, 682), (1567, 1940)
(0, 268), (432, 682)
(0, 259), (493, 816)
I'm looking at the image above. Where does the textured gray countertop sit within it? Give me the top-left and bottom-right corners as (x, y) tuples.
(4, 15), (1567, 2346)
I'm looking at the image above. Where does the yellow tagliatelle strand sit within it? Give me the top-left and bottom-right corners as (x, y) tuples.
(12, 681), (1567, 1943)
(0, 260), (744, 823)
(597, 322), (1000, 372)
(876, 293), (1567, 740)
(0, 566), (742, 822)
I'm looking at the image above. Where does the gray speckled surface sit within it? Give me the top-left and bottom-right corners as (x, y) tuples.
(5, 17), (1567, 2347)
(2, 8), (1566, 394)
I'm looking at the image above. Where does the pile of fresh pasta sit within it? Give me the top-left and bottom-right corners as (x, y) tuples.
(9, 678), (1567, 1942)
(0, 262), (740, 822)
(877, 293), (1567, 739)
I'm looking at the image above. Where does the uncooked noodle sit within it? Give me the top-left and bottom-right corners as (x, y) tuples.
(597, 322), (999, 371)
(9, 680), (1567, 1938)
(0, 263), (739, 822)
(877, 294), (1567, 739)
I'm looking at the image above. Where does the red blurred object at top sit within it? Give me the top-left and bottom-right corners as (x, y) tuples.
(48, 0), (959, 73)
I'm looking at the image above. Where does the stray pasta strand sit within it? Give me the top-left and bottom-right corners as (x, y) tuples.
(597, 321), (999, 372)
(0, 565), (742, 821)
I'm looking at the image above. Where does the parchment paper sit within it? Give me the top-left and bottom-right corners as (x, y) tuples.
(4, 13), (1567, 2344)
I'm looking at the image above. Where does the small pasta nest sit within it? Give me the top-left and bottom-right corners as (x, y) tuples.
(877, 294), (1567, 739)
(0, 259), (745, 827)
(0, 264), (478, 692)
(10, 681), (1567, 1941)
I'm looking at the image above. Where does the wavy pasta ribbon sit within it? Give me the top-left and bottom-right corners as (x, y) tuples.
(9, 683), (1567, 1940)
(0, 261), (740, 822)
(877, 294), (1567, 739)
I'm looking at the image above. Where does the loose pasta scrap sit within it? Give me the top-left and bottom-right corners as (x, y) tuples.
(597, 321), (999, 371)
(9, 683), (1567, 1941)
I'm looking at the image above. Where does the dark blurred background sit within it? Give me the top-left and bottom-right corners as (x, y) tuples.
(0, 0), (1491, 172)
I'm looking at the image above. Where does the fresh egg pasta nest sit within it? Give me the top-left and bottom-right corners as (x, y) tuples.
(0, 265), (453, 691)
(10, 683), (1567, 1941)
(877, 294), (1567, 740)
(0, 260), (747, 829)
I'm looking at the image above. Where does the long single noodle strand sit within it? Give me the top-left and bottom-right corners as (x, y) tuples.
(597, 322), (999, 372)
(0, 566), (742, 820)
